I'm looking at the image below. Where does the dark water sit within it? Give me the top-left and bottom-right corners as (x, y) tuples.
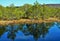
(0, 22), (60, 41)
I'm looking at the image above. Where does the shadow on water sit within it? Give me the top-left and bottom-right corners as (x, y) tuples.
(0, 22), (56, 41)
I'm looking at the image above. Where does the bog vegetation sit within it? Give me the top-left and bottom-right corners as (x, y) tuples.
(0, 1), (60, 20)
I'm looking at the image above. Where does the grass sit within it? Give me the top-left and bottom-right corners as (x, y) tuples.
(0, 18), (60, 25)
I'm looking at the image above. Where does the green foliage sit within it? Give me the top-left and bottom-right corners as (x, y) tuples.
(0, 2), (60, 20)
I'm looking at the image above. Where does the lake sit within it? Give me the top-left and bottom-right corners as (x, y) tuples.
(0, 22), (60, 41)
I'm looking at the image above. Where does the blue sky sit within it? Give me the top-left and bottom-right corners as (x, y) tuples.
(0, 0), (60, 6)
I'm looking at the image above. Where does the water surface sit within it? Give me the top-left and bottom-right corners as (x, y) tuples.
(0, 22), (60, 41)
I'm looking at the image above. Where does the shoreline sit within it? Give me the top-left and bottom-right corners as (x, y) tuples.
(0, 19), (60, 25)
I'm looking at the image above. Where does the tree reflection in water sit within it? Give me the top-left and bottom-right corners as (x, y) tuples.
(0, 25), (6, 37)
(21, 22), (53, 40)
(0, 22), (53, 41)
(7, 24), (19, 40)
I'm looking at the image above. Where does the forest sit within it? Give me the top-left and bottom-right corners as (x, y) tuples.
(0, 1), (60, 20)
